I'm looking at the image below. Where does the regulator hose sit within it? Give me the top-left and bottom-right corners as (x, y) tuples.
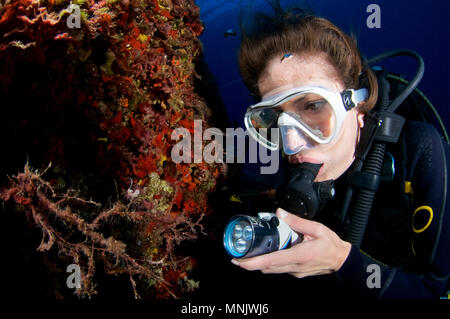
(367, 49), (425, 113)
(345, 143), (386, 247)
(344, 49), (424, 248)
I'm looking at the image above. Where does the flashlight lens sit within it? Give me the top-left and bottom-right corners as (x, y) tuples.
(224, 218), (253, 257)
(235, 239), (247, 253)
(232, 224), (243, 239)
(243, 225), (253, 241)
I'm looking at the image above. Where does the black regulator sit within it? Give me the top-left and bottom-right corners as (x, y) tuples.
(276, 162), (335, 220)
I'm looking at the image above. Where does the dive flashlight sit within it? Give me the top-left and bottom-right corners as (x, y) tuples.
(223, 212), (303, 258)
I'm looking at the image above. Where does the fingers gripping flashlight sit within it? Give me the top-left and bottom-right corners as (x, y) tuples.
(223, 163), (335, 258)
(223, 213), (303, 258)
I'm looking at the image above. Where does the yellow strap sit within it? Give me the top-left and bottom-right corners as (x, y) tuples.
(360, 250), (388, 268)
(229, 195), (242, 203)
(412, 205), (433, 234)
(405, 181), (413, 194)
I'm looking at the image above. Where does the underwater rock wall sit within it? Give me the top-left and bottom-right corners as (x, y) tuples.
(0, 0), (223, 298)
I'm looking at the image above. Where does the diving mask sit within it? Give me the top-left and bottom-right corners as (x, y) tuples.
(244, 86), (368, 155)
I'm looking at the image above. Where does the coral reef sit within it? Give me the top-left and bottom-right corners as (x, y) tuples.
(0, 0), (223, 298)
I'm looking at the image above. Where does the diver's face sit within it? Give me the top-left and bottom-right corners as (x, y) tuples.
(257, 53), (364, 181)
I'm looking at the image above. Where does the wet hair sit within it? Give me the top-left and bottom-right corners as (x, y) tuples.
(238, 2), (378, 113)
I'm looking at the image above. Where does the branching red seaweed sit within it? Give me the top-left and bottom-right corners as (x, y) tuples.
(0, 0), (223, 298)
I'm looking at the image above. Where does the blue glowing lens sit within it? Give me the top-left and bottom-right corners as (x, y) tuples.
(235, 239), (247, 253)
(224, 218), (252, 257)
(243, 225), (253, 241)
(233, 224), (243, 239)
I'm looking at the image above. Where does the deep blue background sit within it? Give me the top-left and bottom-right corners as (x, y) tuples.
(196, 0), (450, 131)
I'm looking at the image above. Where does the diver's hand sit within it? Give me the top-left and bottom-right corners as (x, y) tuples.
(231, 208), (351, 278)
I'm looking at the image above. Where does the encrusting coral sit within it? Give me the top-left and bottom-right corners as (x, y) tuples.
(0, 0), (223, 298)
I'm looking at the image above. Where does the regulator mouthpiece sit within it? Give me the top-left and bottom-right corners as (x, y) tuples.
(276, 162), (335, 219)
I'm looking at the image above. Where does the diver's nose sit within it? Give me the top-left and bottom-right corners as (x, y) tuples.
(281, 126), (309, 155)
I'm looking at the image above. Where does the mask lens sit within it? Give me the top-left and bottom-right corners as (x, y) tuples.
(249, 107), (279, 129)
(245, 89), (341, 154)
(281, 93), (336, 139)
(279, 125), (313, 155)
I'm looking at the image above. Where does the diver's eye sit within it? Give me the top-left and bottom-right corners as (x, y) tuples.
(305, 100), (326, 112)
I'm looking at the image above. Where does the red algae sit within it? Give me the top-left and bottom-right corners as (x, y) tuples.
(0, 0), (222, 298)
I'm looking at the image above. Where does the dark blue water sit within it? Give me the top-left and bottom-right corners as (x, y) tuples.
(196, 0), (450, 131)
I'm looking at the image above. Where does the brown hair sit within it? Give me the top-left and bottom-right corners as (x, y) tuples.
(238, 7), (378, 113)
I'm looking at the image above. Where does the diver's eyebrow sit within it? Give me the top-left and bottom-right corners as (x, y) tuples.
(280, 95), (306, 110)
(289, 95), (307, 104)
(293, 95), (306, 101)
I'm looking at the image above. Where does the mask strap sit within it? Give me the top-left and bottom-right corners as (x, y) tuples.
(353, 88), (369, 104)
(341, 88), (368, 110)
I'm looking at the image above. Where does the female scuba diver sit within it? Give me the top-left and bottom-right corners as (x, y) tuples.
(228, 5), (450, 298)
